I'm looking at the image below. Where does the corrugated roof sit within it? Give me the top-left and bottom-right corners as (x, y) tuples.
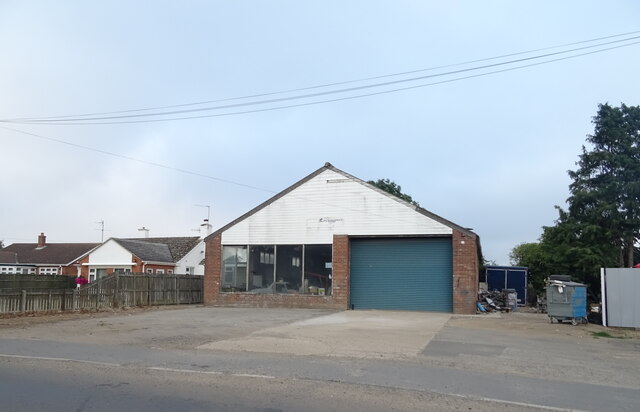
(1, 243), (99, 265)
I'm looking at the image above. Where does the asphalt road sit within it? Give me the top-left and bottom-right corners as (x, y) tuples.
(0, 356), (571, 412)
(1, 337), (639, 411)
(1, 307), (639, 411)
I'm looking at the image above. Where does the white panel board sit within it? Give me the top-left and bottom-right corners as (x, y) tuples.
(175, 240), (205, 275)
(88, 239), (133, 265)
(603, 268), (640, 328)
(222, 169), (452, 245)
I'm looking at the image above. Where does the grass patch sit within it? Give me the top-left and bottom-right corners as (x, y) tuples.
(591, 331), (628, 339)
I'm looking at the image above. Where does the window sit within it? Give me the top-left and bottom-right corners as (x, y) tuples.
(222, 244), (332, 295)
(39, 267), (58, 275)
(146, 269), (153, 274)
(222, 246), (247, 291)
(303, 245), (332, 295)
(249, 245), (275, 291)
(276, 245), (302, 292)
(156, 269), (165, 275)
(167, 269), (174, 275)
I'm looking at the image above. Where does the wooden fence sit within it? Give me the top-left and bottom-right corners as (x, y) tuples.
(0, 273), (203, 314)
(0, 274), (75, 290)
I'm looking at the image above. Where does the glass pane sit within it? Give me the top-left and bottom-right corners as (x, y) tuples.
(249, 245), (274, 291)
(303, 245), (332, 295)
(222, 246), (247, 292)
(275, 245), (302, 293)
(222, 246), (237, 264)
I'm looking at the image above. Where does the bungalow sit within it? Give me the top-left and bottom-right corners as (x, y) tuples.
(78, 236), (203, 281)
(0, 233), (98, 276)
(204, 163), (481, 314)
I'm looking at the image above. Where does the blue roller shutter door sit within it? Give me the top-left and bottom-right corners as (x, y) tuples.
(350, 238), (453, 312)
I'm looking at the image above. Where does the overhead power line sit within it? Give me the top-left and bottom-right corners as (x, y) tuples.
(5, 29), (640, 123)
(2, 40), (638, 126)
(1, 33), (639, 125)
(0, 125), (275, 194)
(0, 125), (434, 226)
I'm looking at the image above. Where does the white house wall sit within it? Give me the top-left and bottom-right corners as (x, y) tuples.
(88, 239), (134, 266)
(222, 169), (452, 245)
(175, 240), (205, 275)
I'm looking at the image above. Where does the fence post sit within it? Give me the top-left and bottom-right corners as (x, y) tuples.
(114, 273), (119, 308)
(73, 289), (77, 310)
(21, 290), (27, 312)
(176, 276), (180, 305)
(147, 274), (151, 306)
(61, 289), (66, 311)
(95, 278), (100, 309)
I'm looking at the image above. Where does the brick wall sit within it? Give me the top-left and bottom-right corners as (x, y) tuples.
(79, 256), (90, 278)
(331, 234), (349, 308)
(452, 230), (479, 314)
(203, 234), (222, 305)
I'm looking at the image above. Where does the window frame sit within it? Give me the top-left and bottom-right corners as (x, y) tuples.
(221, 244), (332, 295)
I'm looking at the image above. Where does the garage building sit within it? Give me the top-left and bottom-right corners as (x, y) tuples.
(204, 163), (480, 314)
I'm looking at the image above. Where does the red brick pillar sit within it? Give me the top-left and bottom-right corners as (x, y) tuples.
(332, 234), (350, 309)
(204, 234), (222, 305)
(452, 230), (479, 314)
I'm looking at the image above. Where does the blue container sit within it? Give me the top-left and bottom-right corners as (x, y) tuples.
(486, 266), (528, 305)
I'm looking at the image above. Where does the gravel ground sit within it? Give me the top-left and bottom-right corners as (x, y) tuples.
(422, 311), (640, 389)
(0, 305), (336, 349)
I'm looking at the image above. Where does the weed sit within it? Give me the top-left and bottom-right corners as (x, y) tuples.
(591, 331), (628, 339)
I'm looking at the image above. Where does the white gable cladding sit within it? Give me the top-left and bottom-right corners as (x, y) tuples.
(175, 240), (205, 275)
(88, 239), (133, 265)
(222, 169), (452, 245)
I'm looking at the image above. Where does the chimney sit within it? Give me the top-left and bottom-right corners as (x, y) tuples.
(37, 233), (46, 248)
(200, 219), (213, 238)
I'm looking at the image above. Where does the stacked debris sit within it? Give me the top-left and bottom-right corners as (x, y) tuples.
(477, 289), (512, 312)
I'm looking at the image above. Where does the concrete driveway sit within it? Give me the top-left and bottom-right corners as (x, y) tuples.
(198, 310), (451, 359)
(0, 307), (449, 359)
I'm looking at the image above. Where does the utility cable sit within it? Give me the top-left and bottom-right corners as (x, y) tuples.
(4, 40), (638, 125)
(5, 29), (640, 122)
(0, 125), (275, 194)
(2, 34), (639, 125)
(0, 126), (440, 226)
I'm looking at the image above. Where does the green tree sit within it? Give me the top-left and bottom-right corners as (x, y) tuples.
(510, 103), (640, 293)
(565, 103), (640, 267)
(368, 178), (420, 206)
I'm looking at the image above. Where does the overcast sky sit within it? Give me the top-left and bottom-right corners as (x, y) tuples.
(1, 1), (639, 264)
